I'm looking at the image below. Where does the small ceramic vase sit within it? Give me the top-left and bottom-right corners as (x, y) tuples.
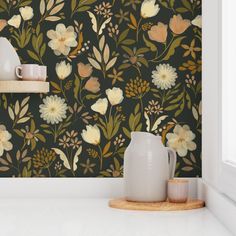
(168, 179), (189, 203)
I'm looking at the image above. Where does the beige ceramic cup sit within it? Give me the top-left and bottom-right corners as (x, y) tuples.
(38, 66), (47, 81)
(168, 179), (188, 203)
(15, 64), (39, 81)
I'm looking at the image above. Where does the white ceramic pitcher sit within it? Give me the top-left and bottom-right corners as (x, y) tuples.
(124, 132), (176, 202)
(0, 37), (21, 80)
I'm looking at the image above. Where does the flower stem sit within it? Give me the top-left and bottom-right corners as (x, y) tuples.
(150, 36), (175, 63)
(98, 145), (103, 170)
(136, 18), (142, 42)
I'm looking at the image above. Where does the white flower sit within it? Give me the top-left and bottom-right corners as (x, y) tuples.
(56, 61), (72, 80)
(39, 95), (68, 125)
(47, 24), (77, 56)
(91, 98), (108, 115)
(8, 15), (21, 28)
(141, 0), (160, 18)
(19, 6), (34, 21)
(152, 64), (177, 90)
(191, 15), (202, 28)
(81, 125), (100, 145)
(0, 125), (13, 157)
(106, 87), (124, 106)
(166, 125), (197, 157)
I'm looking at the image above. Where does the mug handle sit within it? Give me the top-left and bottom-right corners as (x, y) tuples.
(167, 148), (176, 179)
(15, 66), (22, 79)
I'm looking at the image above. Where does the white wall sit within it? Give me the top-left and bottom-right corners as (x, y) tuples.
(202, 0), (221, 188)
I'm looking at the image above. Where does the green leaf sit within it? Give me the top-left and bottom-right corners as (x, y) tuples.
(162, 36), (185, 61)
(165, 104), (180, 111)
(170, 0), (175, 8)
(71, 0), (77, 11)
(27, 50), (40, 62)
(122, 39), (135, 45)
(50, 81), (61, 91)
(143, 35), (157, 52)
(78, 6), (90, 12)
(181, 0), (192, 11)
(85, 94), (101, 100)
(118, 29), (129, 44)
(176, 7), (189, 13)
(123, 127), (131, 139)
(182, 166), (193, 171)
(175, 101), (185, 117)
(74, 76), (80, 99)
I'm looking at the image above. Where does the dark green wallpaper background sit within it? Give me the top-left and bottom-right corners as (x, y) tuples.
(0, 0), (201, 177)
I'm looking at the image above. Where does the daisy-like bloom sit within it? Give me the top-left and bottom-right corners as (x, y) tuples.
(70, 137), (81, 149)
(59, 135), (70, 149)
(19, 6), (34, 21)
(166, 125), (197, 157)
(47, 24), (77, 56)
(39, 95), (68, 125)
(91, 98), (108, 115)
(144, 100), (163, 115)
(141, 0), (160, 18)
(8, 15), (21, 28)
(152, 64), (177, 90)
(56, 61), (72, 80)
(81, 125), (100, 145)
(0, 125), (13, 157)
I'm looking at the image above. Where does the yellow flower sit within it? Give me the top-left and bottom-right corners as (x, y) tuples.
(106, 87), (124, 106)
(141, 0), (160, 18)
(81, 125), (100, 145)
(169, 15), (191, 35)
(91, 98), (108, 115)
(19, 6), (34, 21)
(56, 61), (72, 80)
(33, 148), (56, 169)
(181, 39), (201, 59)
(8, 15), (21, 29)
(125, 77), (150, 99)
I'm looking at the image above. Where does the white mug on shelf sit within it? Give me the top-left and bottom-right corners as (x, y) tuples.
(15, 64), (40, 81)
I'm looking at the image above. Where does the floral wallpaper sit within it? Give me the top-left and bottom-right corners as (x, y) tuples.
(0, 0), (201, 177)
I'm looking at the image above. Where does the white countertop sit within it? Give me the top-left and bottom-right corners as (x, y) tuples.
(0, 199), (232, 236)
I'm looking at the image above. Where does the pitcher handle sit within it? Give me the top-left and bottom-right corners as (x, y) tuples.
(167, 148), (176, 179)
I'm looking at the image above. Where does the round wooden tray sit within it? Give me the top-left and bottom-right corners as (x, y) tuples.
(109, 198), (205, 211)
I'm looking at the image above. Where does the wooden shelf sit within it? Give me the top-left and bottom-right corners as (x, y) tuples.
(0, 81), (49, 93)
(109, 198), (205, 211)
